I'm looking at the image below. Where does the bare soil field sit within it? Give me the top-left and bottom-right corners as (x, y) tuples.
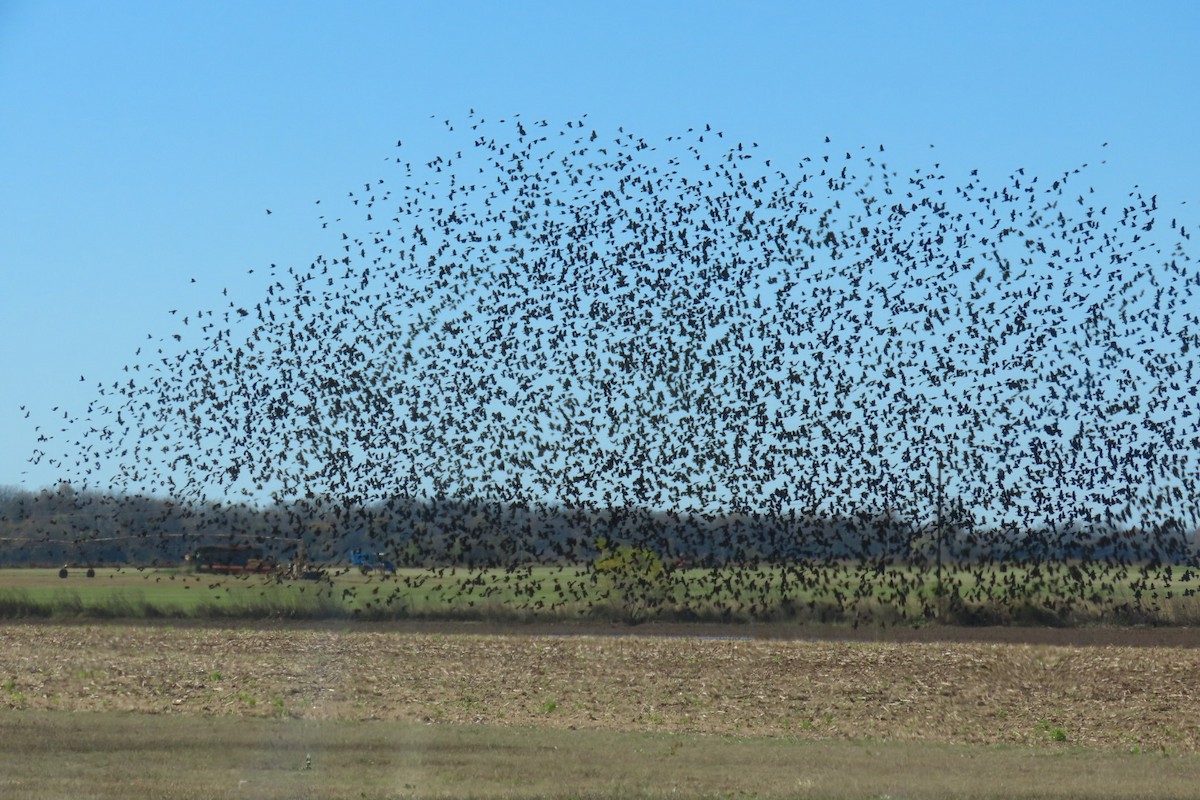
(2, 621), (1199, 751)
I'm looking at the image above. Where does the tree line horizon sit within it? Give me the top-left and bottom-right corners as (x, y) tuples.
(2, 483), (1194, 570)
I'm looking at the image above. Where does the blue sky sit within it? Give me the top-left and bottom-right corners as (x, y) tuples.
(2, 0), (1198, 494)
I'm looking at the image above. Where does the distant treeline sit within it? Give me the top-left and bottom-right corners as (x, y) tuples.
(0, 484), (1195, 569)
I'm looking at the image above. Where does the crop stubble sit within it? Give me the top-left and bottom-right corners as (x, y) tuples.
(1, 622), (1197, 752)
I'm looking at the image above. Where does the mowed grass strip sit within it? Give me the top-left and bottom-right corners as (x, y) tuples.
(0, 570), (342, 619)
(2, 709), (1199, 800)
(2, 563), (1199, 625)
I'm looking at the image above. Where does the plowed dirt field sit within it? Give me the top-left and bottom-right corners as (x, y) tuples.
(2, 622), (1197, 752)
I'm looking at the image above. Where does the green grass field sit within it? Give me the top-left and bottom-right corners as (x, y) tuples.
(1, 560), (1197, 626)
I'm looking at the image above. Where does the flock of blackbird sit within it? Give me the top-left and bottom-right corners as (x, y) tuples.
(25, 112), (1200, 624)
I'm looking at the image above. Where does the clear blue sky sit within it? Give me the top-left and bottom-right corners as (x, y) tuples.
(2, 0), (1198, 493)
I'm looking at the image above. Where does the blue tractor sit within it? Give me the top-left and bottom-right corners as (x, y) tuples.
(349, 549), (395, 575)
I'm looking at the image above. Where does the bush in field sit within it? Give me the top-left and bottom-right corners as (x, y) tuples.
(593, 539), (672, 621)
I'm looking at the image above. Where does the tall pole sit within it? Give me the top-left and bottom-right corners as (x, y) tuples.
(936, 449), (944, 617)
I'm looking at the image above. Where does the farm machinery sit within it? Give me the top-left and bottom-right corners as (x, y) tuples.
(349, 549), (395, 575)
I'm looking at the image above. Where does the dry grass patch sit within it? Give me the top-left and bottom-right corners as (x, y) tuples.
(3, 709), (1200, 799)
